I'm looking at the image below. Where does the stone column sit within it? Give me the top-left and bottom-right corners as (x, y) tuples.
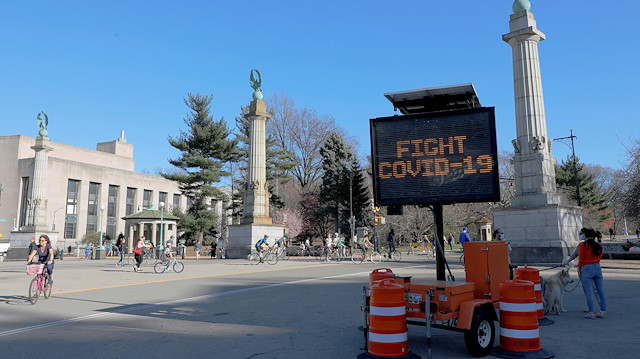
(27, 136), (53, 230)
(502, 7), (561, 208)
(494, 2), (582, 264)
(241, 99), (273, 225)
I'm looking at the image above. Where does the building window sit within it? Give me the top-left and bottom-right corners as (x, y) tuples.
(86, 182), (101, 233)
(126, 187), (136, 215)
(107, 185), (119, 239)
(64, 179), (80, 239)
(186, 196), (192, 209)
(159, 191), (167, 207)
(143, 189), (152, 210)
(173, 194), (180, 211)
(19, 177), (30, 227)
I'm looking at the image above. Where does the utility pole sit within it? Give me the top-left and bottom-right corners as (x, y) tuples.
(552, 129), (581, 206)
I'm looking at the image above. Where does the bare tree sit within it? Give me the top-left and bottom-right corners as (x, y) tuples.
(266, 92), (354, 190)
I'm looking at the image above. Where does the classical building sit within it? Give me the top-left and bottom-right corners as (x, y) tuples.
(0, 132), (229, 253)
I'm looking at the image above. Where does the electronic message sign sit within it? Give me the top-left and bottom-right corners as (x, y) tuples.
(370, 107), (500, 206)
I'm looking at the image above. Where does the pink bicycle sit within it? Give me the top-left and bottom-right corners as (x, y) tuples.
(26, 263), (52, 304)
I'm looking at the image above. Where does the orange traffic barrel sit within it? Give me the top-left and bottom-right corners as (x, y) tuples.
(514, 266), (554, 326)
(358, 279), (419, 359)
(491, 278), (554, 359)
(370, 268), (395, 286)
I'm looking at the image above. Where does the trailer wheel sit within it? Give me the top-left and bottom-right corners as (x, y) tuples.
(464, 309), (495, 357)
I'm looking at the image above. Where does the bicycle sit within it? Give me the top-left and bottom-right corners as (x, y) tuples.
(115, 253), (132, 267)
(154, 257), (184, 274)
(422, 246), (435, 259)
(248, 247), (278, 265)
(384, 248), (402, 262)
(26, 263), (53, 305)
(351, 248), (382, 264)
(143, 249), (155, 264)
(460, 253), (465, 267)
(276, 245), (289, 260)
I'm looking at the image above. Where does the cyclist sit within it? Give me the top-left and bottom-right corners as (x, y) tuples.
(335, 234), (346, 257)
(361, 233), (373, 254)
(26, 234), (54, 283)
(386, 229), (396, 253)
(255, 235), (271, 262)
(161, 238), (175, 266)
(274, 236), (287, 256)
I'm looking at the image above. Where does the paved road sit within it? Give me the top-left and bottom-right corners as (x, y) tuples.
(1, 253), (638, 358)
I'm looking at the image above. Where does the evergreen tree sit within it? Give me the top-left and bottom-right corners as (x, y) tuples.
(318, 132), (355, 233)
(162, 93), (239, 244)
(556, 155), (610, 223)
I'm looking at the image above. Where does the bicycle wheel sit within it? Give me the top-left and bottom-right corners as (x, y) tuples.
(173, 261), (184, 273)
(265, 252), (278, 265)
(127, 255), (135, 266)
(43, 279), (52, 299)
(351, 251), (364, 264)
(315, 249), (324, 261)
(281, 249), (289, 260)
(154, 261), (166, 274)
(370, 252), (382, 264)
(249, 253), (260, 265)
(144, 254), (154, 265)
(460, 253), (465, 267)
(425, 250), (435, 260)
(391, 250), (402, 262)
(28, 277), (40, 304)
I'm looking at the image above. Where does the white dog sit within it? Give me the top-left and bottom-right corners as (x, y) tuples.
(541, 268), (574, 315)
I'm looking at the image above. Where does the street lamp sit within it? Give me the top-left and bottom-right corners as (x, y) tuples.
(158, 201), (165, 250)
(52, 207), (64, 231)
(99, 205), (105, 249)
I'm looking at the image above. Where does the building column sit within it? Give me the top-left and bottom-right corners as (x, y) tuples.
(128, 225), (135, 252)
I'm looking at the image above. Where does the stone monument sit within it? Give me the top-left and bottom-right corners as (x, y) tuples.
(226, 70), (285, 258)
(5, 112), (60, 260)
(493, 1), (582, 263)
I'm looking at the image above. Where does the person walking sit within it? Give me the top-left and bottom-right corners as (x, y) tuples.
(194, 241), (202, 261)
(458, 227), (471, 249)
(578, 228), (607, 319)
(116, 233), (126, 266)
(132, 237), (145, 272)
(447, 233), (454, 250)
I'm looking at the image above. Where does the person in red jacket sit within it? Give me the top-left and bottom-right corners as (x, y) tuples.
(578, 228), (607, 319)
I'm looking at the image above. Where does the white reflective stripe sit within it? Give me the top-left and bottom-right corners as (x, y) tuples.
(536, 302), (543, 310)
(370, 305), (406, 316)
(534, 283), (541, 291)
(500, 327), (540, 339)
(369, 331), (408, 343)
(499, 302), (537, 313)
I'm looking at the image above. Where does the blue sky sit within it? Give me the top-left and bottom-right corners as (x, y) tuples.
(2, 1), (638, 180)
